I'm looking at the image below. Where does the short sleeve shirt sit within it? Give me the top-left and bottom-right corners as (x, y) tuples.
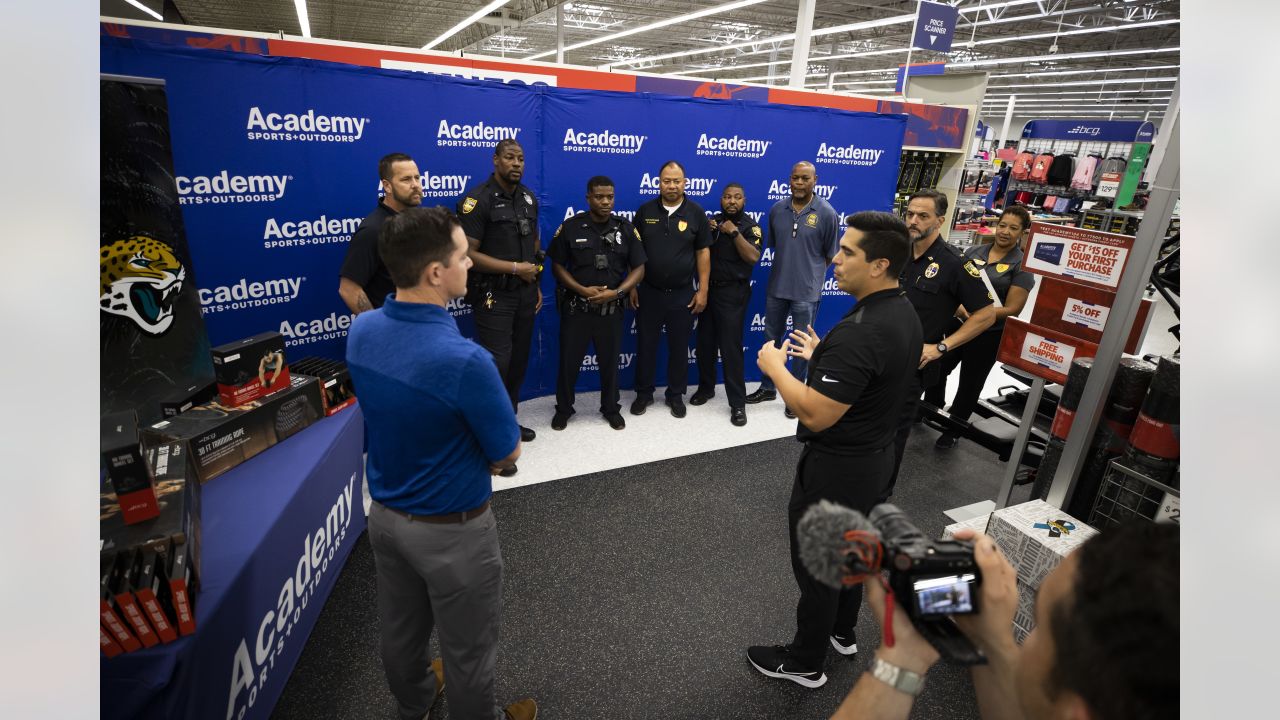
(457, 175), (540, 265)
(339, 201), (397, 308)
(962, 243), (1035, 332)
(766, 195), (841, 302)
(345, 299), (519, 515)
(548, 212), (647, 288)
(708, 211), (763, 283)
(633, 197), (714, 290)
(797, 288), (924, 454)
(901, 237), (994, 343)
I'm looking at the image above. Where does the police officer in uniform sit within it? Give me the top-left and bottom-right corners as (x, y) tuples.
(885, 189), (996, 501)
(548, 176), (647, 431)
(457, 139), (542, 475)
(689, 183), (762, 426)
(629, 160), (714, 419)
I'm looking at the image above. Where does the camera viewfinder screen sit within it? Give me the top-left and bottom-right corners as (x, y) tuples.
(913, 573), (977, 616)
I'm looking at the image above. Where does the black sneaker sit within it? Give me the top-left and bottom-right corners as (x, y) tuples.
(499, 464), (518, 478)
(746, 645), (827, 688)
(784, 406), (797, 419)
(744, 387), (777, 404)
(730, 407), (747, 427)
(666, 397), (687, 418)
(551, 413), (570, 431)
(830, 631), (858, 656)
(689, 389), (714, 406)
(604, 413), (626, 430)
(935, 432), (959, 449)
(630, 397), (653, 416)
(520, 426), (536, 442)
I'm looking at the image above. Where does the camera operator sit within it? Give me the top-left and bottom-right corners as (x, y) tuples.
(829, 522), (1179, 720)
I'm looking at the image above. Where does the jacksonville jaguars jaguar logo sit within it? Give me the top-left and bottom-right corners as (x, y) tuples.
(99, 235), (186, 335)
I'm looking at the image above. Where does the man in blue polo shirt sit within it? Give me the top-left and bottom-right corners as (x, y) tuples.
(346, 206), (536, 720)
(745, 161), (841, 417)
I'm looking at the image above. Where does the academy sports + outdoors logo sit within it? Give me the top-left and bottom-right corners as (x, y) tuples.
(374, 172), (473, 200)
(176, 171), (290, 205)
(437, 119), (522, 148)
(562, 128), (648, 155)
(821, 275), (842, 297)
(245, 107), (368, 142)
(696, 133), (771, 159)
(199, 276), (305, 315)
(765, 179), (838, 201)
(580, 352), (636, 372)
(278, 311), (358, 347)
(639, 173), (715, 197)
(263, 214), (363, 249)
(562, 206), (638, 222)
(814, 142), (885, 167)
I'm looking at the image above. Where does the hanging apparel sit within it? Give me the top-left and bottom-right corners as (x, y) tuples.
(1097, 156), (1128, 183)
(1029, 153), (1055, 184)
(1046, 154), (1075, 187)
(1052, 197), (1071, 214)
(1071, 155), (1100, 191)
(1011, 151), (1035, 180)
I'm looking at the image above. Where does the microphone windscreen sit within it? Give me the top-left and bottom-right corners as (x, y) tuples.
(797, 500), (877, 589)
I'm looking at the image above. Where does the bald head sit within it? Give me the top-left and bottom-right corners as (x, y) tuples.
(790, 161), (817, 206)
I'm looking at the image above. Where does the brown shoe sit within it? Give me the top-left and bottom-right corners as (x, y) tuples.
(503, 698), (538, 720)
(431, 657), (445, 696)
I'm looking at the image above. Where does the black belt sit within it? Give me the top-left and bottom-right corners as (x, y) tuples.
(474, 273), (522, 291)
(380, 499), (490, 524)
(710, 278), (749, 287)
(642, 280), (691, 292)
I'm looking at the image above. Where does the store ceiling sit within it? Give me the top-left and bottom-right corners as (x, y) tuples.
(103, 0), (1180, 123)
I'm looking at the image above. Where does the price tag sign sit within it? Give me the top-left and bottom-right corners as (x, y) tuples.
(1096, 171), (1122, 198)
(1156, 493), (1180, 524)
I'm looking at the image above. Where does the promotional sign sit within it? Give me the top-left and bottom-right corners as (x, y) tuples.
(912, 1), (960, 52)
(997, 319), (1099, 386)
(1029, 276), (1154, 353)
(1021, 222), (1135, 291)
(1019, 119), (1156, 144)
(895, 61), (945, 93)
(1115, 142), (1152, 207)
(1095, 171), (1122, 198)
(101, 37), (906, 399)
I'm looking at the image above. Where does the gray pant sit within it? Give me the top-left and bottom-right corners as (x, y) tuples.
(369, 501), (504, 720)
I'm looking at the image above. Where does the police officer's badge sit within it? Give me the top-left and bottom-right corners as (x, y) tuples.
(678, 220), (688, 232)
(752, 226), (762, 245)
(523, 193), (533, 206)
(964, 261), (982, 278)
(461, 197), (478, 214)
(806, 213), (818, 227)
(996, 263), (1010, 273)
(925, 262), (940, 279)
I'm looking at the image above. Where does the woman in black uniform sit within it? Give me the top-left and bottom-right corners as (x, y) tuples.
(928, 205), (1036, 448)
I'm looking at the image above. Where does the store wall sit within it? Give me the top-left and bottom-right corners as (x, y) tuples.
(101, 37), (906, 401)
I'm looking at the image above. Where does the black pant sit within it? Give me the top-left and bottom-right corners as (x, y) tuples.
(556, 305), (624, 416)
(694, 281), (752, 408)
(787, 444), (893, 669)
(922, 329), (1002, 428)
(634, 283), (696, 400)
(885, 371), (924, 505)
(470, 281), (537, 411)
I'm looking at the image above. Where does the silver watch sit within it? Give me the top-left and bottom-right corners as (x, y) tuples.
(871, 656), (926, 696)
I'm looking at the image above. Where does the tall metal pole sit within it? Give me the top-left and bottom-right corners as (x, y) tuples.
(1046, 111), (1180, 509)
(998, 94), (1016, 150)
(556, 3), (565, 64)
(789, 0), (817, 88)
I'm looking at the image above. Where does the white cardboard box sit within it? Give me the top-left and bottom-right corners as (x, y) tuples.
(942, 513), (992, 540)
(987, 500), (1098, 589)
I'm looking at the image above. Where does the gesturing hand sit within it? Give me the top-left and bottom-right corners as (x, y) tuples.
(784, 324), (820, 362)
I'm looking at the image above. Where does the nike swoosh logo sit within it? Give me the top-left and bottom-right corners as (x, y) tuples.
(775, 665), (817, 677)
(821, 375), (839, 383)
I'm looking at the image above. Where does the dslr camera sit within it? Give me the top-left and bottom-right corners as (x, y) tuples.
(870, 504), (985, 664)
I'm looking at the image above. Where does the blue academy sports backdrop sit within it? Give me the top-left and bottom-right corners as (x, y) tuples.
(101, 37), (907, 401)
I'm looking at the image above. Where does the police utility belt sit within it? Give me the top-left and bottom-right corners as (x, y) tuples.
(562, 292), (624, 316)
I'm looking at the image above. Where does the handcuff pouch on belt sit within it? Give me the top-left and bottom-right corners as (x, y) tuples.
(560, 291), (623, 317)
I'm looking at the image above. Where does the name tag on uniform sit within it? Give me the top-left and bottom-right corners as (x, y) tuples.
(574, 237), (589, 245)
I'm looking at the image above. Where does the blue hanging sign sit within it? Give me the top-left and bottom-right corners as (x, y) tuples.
(912, 1), (960, 53)
(1021, 119), (1157, 143)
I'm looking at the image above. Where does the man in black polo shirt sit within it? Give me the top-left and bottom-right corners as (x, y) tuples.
(457, 139), (542, 467)
(747, 211), (922, 690)
(629, 160), (713, 419)
(885, 189), (996, 502)
(689, 183), (762, 426)
(547, 176), (646, 431)
(339, 152), (423, 312)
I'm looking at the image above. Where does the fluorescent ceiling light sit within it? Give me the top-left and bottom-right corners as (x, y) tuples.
(991, 77), (1177, 89)
(526, 0), (769, 61)
(423, 1), (511, 51)
(986, 90), (1171, 98)
(969, 18), (1179, 47)
(125, 0), (163, 21)
(948, 47), (1179, 69)
(990, 64), (1179, 79)
(293, 0), (311, 39)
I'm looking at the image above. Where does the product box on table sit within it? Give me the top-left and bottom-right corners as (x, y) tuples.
(100, 553), (140, 653)
(1011, 579), (1038, 644)
(942, 514), (991, 540)
(986, 500), (1098, 589)
(141, 374), (323, 483)
(101, 410), (159, 525)
(290, 356), (356, 416)
(210, 331), (290, 407)
(159, 381), (216, 418)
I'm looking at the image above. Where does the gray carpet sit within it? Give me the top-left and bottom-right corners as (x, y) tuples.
(273, 424), (1030, 720)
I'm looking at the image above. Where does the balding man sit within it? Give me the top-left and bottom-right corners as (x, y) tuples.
(745, 161), (841, 417)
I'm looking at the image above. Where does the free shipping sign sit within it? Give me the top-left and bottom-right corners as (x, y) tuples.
(998, 319), (1099, 386)
(1021, 222), (1134, 291)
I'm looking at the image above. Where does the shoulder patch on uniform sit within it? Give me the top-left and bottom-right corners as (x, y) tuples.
(633, 227), (642, 242)
(964, 260), (982, 278)
(553, 225), (561, 238)
(752, 226), (762, 238)
(461, 197), (478, 214)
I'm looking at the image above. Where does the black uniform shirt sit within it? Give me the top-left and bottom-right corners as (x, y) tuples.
(963, 243), (1035, 332)
(339, 201), (397, 308)
(797, 288), (924, 455)
(548, 212), (647, 288)
(708, 211), (763, 283)
(901, 236), (993, 343)
(457, 174), (540, 265)
(633, 197), (714, 290)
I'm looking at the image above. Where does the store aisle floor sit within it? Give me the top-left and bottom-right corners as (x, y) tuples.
(276, 423), (1031, 720)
